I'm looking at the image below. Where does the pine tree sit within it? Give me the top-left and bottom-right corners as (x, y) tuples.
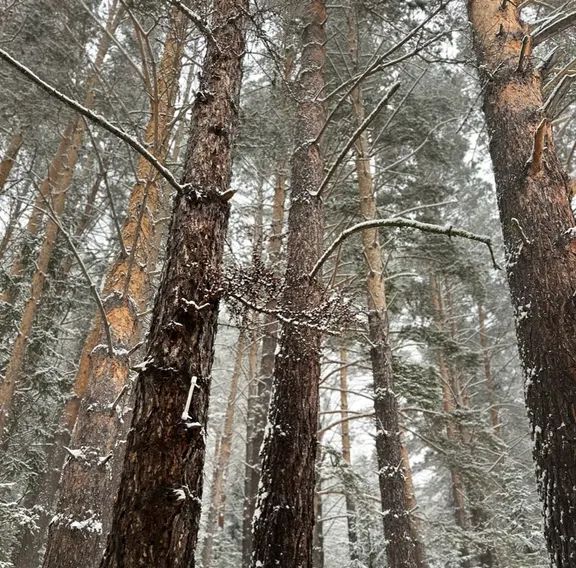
(100, 1), (249, 564)
(41, 8), (188, 567)
(468, 3), (576, 564)
(250, 1), (327, 565)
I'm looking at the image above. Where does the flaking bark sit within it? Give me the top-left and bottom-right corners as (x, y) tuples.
(467, 2), (576, 564)
(100, 1), (248, 565)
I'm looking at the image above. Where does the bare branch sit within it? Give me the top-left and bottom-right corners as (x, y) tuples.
(169, 0), (220, 52)
(533, 10), (576, 46)
(0, 47), (184, 194)
(33, 182), (115, 356)
(313, 82), (401, 198)
(310, 217), (499, 278)
(541, 73), (576, 117)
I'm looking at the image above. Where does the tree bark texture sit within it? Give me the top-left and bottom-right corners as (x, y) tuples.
(0, 129), (23, 195)
(41, 9), (188, 568)
(347, 5), (421, 566)
(250, 2), (327, 566)
(467, 3), (576, 565)
(100, 2), (247, 566)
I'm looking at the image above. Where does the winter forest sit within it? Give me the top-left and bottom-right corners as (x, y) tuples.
(2, 0), (576, 567)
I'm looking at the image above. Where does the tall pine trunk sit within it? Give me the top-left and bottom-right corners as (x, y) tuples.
(430, 277), (468, 528)
(241, 48), (292, 557)
(41, 9), (188, 568)
(100, 2), (248, 565)
(339, 345), (359, 562)
(241, 161), (287, 564)
(0, 1), (123, 310)
(250, 2), (327, 566)
(430, 274), (470, 566)
(347, 5), (422, 566)
(201, 327), (247, 568)
(467, 3), (576, 565)
(477, 302), (500, 434)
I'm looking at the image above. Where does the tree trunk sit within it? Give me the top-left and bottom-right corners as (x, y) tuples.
(339, 345), (359, 562)
(41, 9), (188, 568)
(0, 115), (83, 441)
(250, 2), (327, 566)
(400, 441), (428, 568)
(241, 160), (287, 565)
(0, 129), (23, 195)
(0, 192), (24, 263)
(0, 1), (123, 310)
(100, 2), (248, 566)
(241, 43), (293, 560)
(0, 3), (122, 441)
(467, 4), (576, 564)
(346, 5), (421, 566)
(201, 327), (247, 568)
(477, 302), (500, 434)
(10, 168), (102, 568)
(430, 275), (470, 566)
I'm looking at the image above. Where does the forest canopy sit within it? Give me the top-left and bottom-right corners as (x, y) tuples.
(1, 1), (576, 567)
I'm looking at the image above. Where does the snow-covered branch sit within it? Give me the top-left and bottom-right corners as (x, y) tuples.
(314, 82), (401, 197)
(169, 0), (220, 51)
(35, 182), (115, 355)
(310, 217), (499, 278)
(0, 47), (183, 194)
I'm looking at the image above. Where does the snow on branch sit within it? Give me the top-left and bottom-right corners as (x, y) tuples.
(310, 217), (499, 278)
(35, 183), (115, 355)
(318, 1), (448, 142)
(532, 11), (576, 47)
(314, 82), (401, 198)
(0, 47), (183, 194)
(169, 0), (220, 51)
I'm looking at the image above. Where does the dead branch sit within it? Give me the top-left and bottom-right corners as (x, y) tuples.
(527, 118), (548, 174)
(533, 10), (576, 47)
(310, 217), (499, 278)
(169, 0), (220, 52)
(0, 47), (183, 194)
(314, 82), (401, 197)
